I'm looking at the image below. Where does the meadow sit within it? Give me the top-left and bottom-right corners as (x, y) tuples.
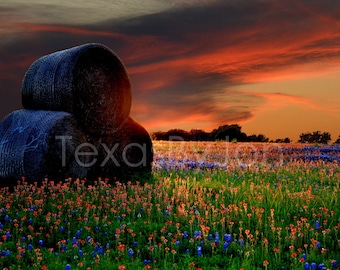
(0, 141), (339, 269)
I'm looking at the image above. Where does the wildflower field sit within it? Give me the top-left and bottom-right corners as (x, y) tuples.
(0, 141), (339, 269)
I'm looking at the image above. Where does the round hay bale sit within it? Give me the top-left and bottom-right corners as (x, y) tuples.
(87, 117), (153, 183)
(0, 110), (89, 185)
(22, 43), (132, 135)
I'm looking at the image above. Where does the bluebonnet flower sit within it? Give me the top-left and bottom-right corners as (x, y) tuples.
(183, 231), (188, 239)
(78, 250), (84, 257)
(65, 264), (71, 270)
(311, 262), (317, 270)
(185, 249), (190, 254)
(239, 239), (245, 247)
(60, 226), (65, 233)
(332, 260), (337, 269)
(224, 234), (232, 243)
(72, 237), (78, 245)
(5, 215), (10, 222)
(38, 239), (43, 246)
(143, 259), (151, 265)
(133, 241), (138, 247)
(0, 222), (3, 229)
(165, 209), (169, 216)
(28, 244), (33, 250)
(301, 253), (307, 261)
(128, 248), (134, 258)
(197, 246), (203, 256)
(318, 263), (326, 270)
(315, 220), (320, 230)
(76, 230), (81, 238)
(176, 240), (180, 246)
(304, 262), (310, 270)
(28, 218), (33, 224)
(223, 242), (229, 251)
(5, 231), (11, 240)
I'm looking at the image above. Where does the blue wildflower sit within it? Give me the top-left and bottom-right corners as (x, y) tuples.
(143, 259), (151, 265)
(5, 215), (10, 222)
(223, 242), (229, 251)
(224, 234), (232, 243)
(133, 241), (138, 247)
(65, 264), (71, 270)
(78, 250), (84, 257)
(239, 239), (245, 247)
(315, 220), (320, 230)
(318, 263), (326, 270)
(128, 248), (134, 258)
(304, 262), (310, 270)
(311, 262), (317, 270)
(38, 239), (43, 246)
(28, 244), (33, 250)
(301, 253), (307, 261)
(183, 231), (188, 239)
(197, 246), (203, 256)
(332, 260), (337, 269)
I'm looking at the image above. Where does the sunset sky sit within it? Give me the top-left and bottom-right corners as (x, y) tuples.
(1, 0), (340, 141)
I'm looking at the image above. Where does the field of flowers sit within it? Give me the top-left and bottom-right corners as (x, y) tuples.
(0, 141), (339, 269)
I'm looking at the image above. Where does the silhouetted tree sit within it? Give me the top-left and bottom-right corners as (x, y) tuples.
(166, 129), (191, 141)
(298, 131), (331, 144)
(334, 135), (340, 144)
(189, 129), (210, 141)
(211, 124), (247, 141)
(246, 134), (269, 142)
(274, 137), (291, 143)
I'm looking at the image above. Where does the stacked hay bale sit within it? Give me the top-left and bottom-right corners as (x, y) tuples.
(0, 43), (153, 185)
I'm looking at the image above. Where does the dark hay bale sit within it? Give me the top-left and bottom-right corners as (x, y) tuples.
(22, 43), (132, 135)
(0, 110), (89, 185)
(87, 117), (153, 183)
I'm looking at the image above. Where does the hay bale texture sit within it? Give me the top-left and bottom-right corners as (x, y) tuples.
(0, 110), (89, 183)
(22, 43), (132, 135)
(87, 117), (153, 182)
(0, 43), (153, 186)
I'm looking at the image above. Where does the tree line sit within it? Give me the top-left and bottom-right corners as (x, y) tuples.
(151, 124), (340, 144)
